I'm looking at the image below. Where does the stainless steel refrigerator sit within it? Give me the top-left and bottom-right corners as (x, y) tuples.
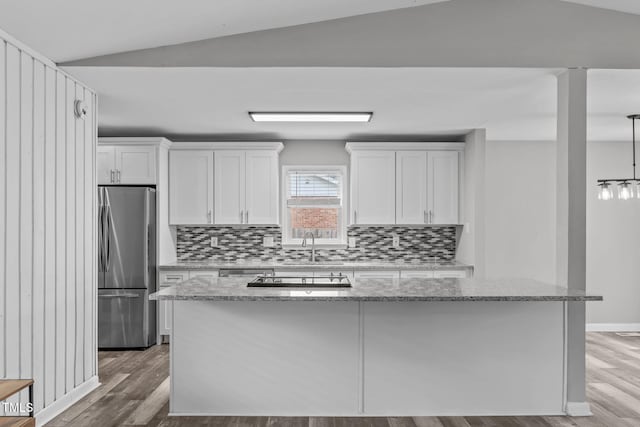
(98, 186), (157, 348)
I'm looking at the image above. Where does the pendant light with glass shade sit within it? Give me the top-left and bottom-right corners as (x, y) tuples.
(597, 114), (640, 200)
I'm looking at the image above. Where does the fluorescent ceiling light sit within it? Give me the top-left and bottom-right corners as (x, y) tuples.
(249, 112), (372, 122)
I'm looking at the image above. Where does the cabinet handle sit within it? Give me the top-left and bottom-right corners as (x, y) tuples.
(207, 210), (212, 224)
(110, 169), (115, 183)
(116, 169), (121, 183)
(353, 210), (357, 225)
(424, 210), (427, 224)
(245, 211), (249, 224)
(429, 210), (433, 224)
(240, 210), (244, 224)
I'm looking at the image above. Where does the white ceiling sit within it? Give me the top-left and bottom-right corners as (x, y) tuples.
(64, 67), (640, 142)
(65, 67), (562, 141)
(562, 0), (640, 15)
(0, 0), (445, 62)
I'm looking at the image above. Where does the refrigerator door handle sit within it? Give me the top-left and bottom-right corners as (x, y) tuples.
(143, 189), (150, 289)
(104, 204), (112, 272)
(99, 293), (140, 299)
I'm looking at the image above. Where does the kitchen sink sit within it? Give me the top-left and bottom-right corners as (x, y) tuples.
(248, 274), (351, 288)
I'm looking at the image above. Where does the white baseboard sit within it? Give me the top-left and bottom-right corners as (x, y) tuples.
(586, 323), (640, 332)
(35, 376), (100, 427)
(565, 401), (592, 416)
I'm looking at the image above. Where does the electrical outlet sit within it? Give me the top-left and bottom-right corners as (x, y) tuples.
(263, 235), (274, 247)
(210, 237), (218, 247)
(392, 234), (400, 248)
(348, 237), (357, 248)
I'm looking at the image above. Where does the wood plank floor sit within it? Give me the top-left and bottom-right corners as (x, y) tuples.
(46, 332), (640, 427)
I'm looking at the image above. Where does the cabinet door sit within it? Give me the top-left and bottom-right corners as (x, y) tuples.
(351, 151), (396, 224)
(159, 299), (172, 335)
(97, 146), (116, 184)
(427, 151), (459, 224)
(169, 151), (214, 225)
(433, 269), (468, 278)
(396, 151), (428, 224)
(115, 145), (157, 184)
(245, 151), (279, 224)
(215, 151), (245, 224)
(354, 270), (400, 279)
(400, 270), (434, 279)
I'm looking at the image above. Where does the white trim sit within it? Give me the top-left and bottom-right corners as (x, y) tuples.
(98, 136), (173, 149)
(170, 141), (284, 152)
(35, 376), (100, 427)
(345, 142), (465, 153)
(281, 165), (348, 246)
(0, 26), (57, 68)
(565, 401), (592, 416)
(586, 323), (640, 332)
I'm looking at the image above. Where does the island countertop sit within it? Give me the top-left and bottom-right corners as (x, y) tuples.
(150, 276), (602, 302)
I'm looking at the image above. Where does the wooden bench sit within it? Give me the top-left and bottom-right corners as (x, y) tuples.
(0, 380), (34, 427)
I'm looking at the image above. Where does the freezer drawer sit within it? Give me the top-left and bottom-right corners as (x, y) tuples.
(98, 289), (156, 348)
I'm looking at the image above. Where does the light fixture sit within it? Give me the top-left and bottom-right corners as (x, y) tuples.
(248, 112), (373, 122)
(597, 114), (640, 200)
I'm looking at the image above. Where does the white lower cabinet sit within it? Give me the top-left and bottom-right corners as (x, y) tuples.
(189, 270), (219, 280)
(158, 271), (188, 336)
(399, 270), (435, 279)
(354, 270), (401, 280)
(433, 269), (468, 278)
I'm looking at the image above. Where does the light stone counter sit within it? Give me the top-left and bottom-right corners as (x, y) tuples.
(150, 276), (601, 302)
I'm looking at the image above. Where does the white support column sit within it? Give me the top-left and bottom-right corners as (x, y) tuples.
(556, 68), (590, 416)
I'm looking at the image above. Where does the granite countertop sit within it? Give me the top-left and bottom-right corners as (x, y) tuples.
(150, 276), (602, 302)
(159, 260), (474, 271)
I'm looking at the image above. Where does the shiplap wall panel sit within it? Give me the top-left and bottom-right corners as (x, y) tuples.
(19, 52), (34, 409)
(0, 30), (97, 419)
(54, 70), (66, 402)
(44, 65), (57, 408)
(5, 43), (21, 415)
(0, 41), (6, 384)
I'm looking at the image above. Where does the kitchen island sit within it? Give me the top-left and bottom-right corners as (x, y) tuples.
(151, 276), (601, 417)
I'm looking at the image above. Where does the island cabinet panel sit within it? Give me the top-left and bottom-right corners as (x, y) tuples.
(169, 150), (214, 225)
(171, 301), (360, 415)
(362, 301), (565, 415)
(350, 151), (396, 224)
(158, 271), (188, 336)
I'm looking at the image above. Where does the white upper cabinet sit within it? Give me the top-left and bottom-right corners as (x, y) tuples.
(350, 151), (396, 224)
(245, 151), (279, 224)
(97, 145), (116, 184)
(169, 150), (214, 225)
(214, 150), (279, 225)
(427, 151), (459, 224)
(347, 143), (462, 225)
(396, 151), (428, 224)
(215, 151), (245, 224)
(97, 144), (156, 185)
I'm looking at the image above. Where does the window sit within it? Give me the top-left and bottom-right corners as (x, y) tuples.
(282, 166), (346, 246)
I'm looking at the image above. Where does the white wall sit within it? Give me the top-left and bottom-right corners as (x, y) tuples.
(0, 30), (98, 422)
(586, 141), (640, 326)
(483, 140), (557, 284)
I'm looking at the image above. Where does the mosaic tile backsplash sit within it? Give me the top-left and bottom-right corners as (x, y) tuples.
(176, 225), (459, 262)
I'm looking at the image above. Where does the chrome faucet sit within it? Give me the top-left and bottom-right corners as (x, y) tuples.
(301, 231), (316, 263)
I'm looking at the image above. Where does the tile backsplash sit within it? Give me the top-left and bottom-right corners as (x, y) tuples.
(176, 225), (459, 262)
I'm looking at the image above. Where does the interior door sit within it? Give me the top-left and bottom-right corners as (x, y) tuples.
(427, 151), (459, 224)
(245, 151), (278, 224)
(396, 151), (428, 224)
(169, 150), (214, 224)
(215, 151), (245, 224)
